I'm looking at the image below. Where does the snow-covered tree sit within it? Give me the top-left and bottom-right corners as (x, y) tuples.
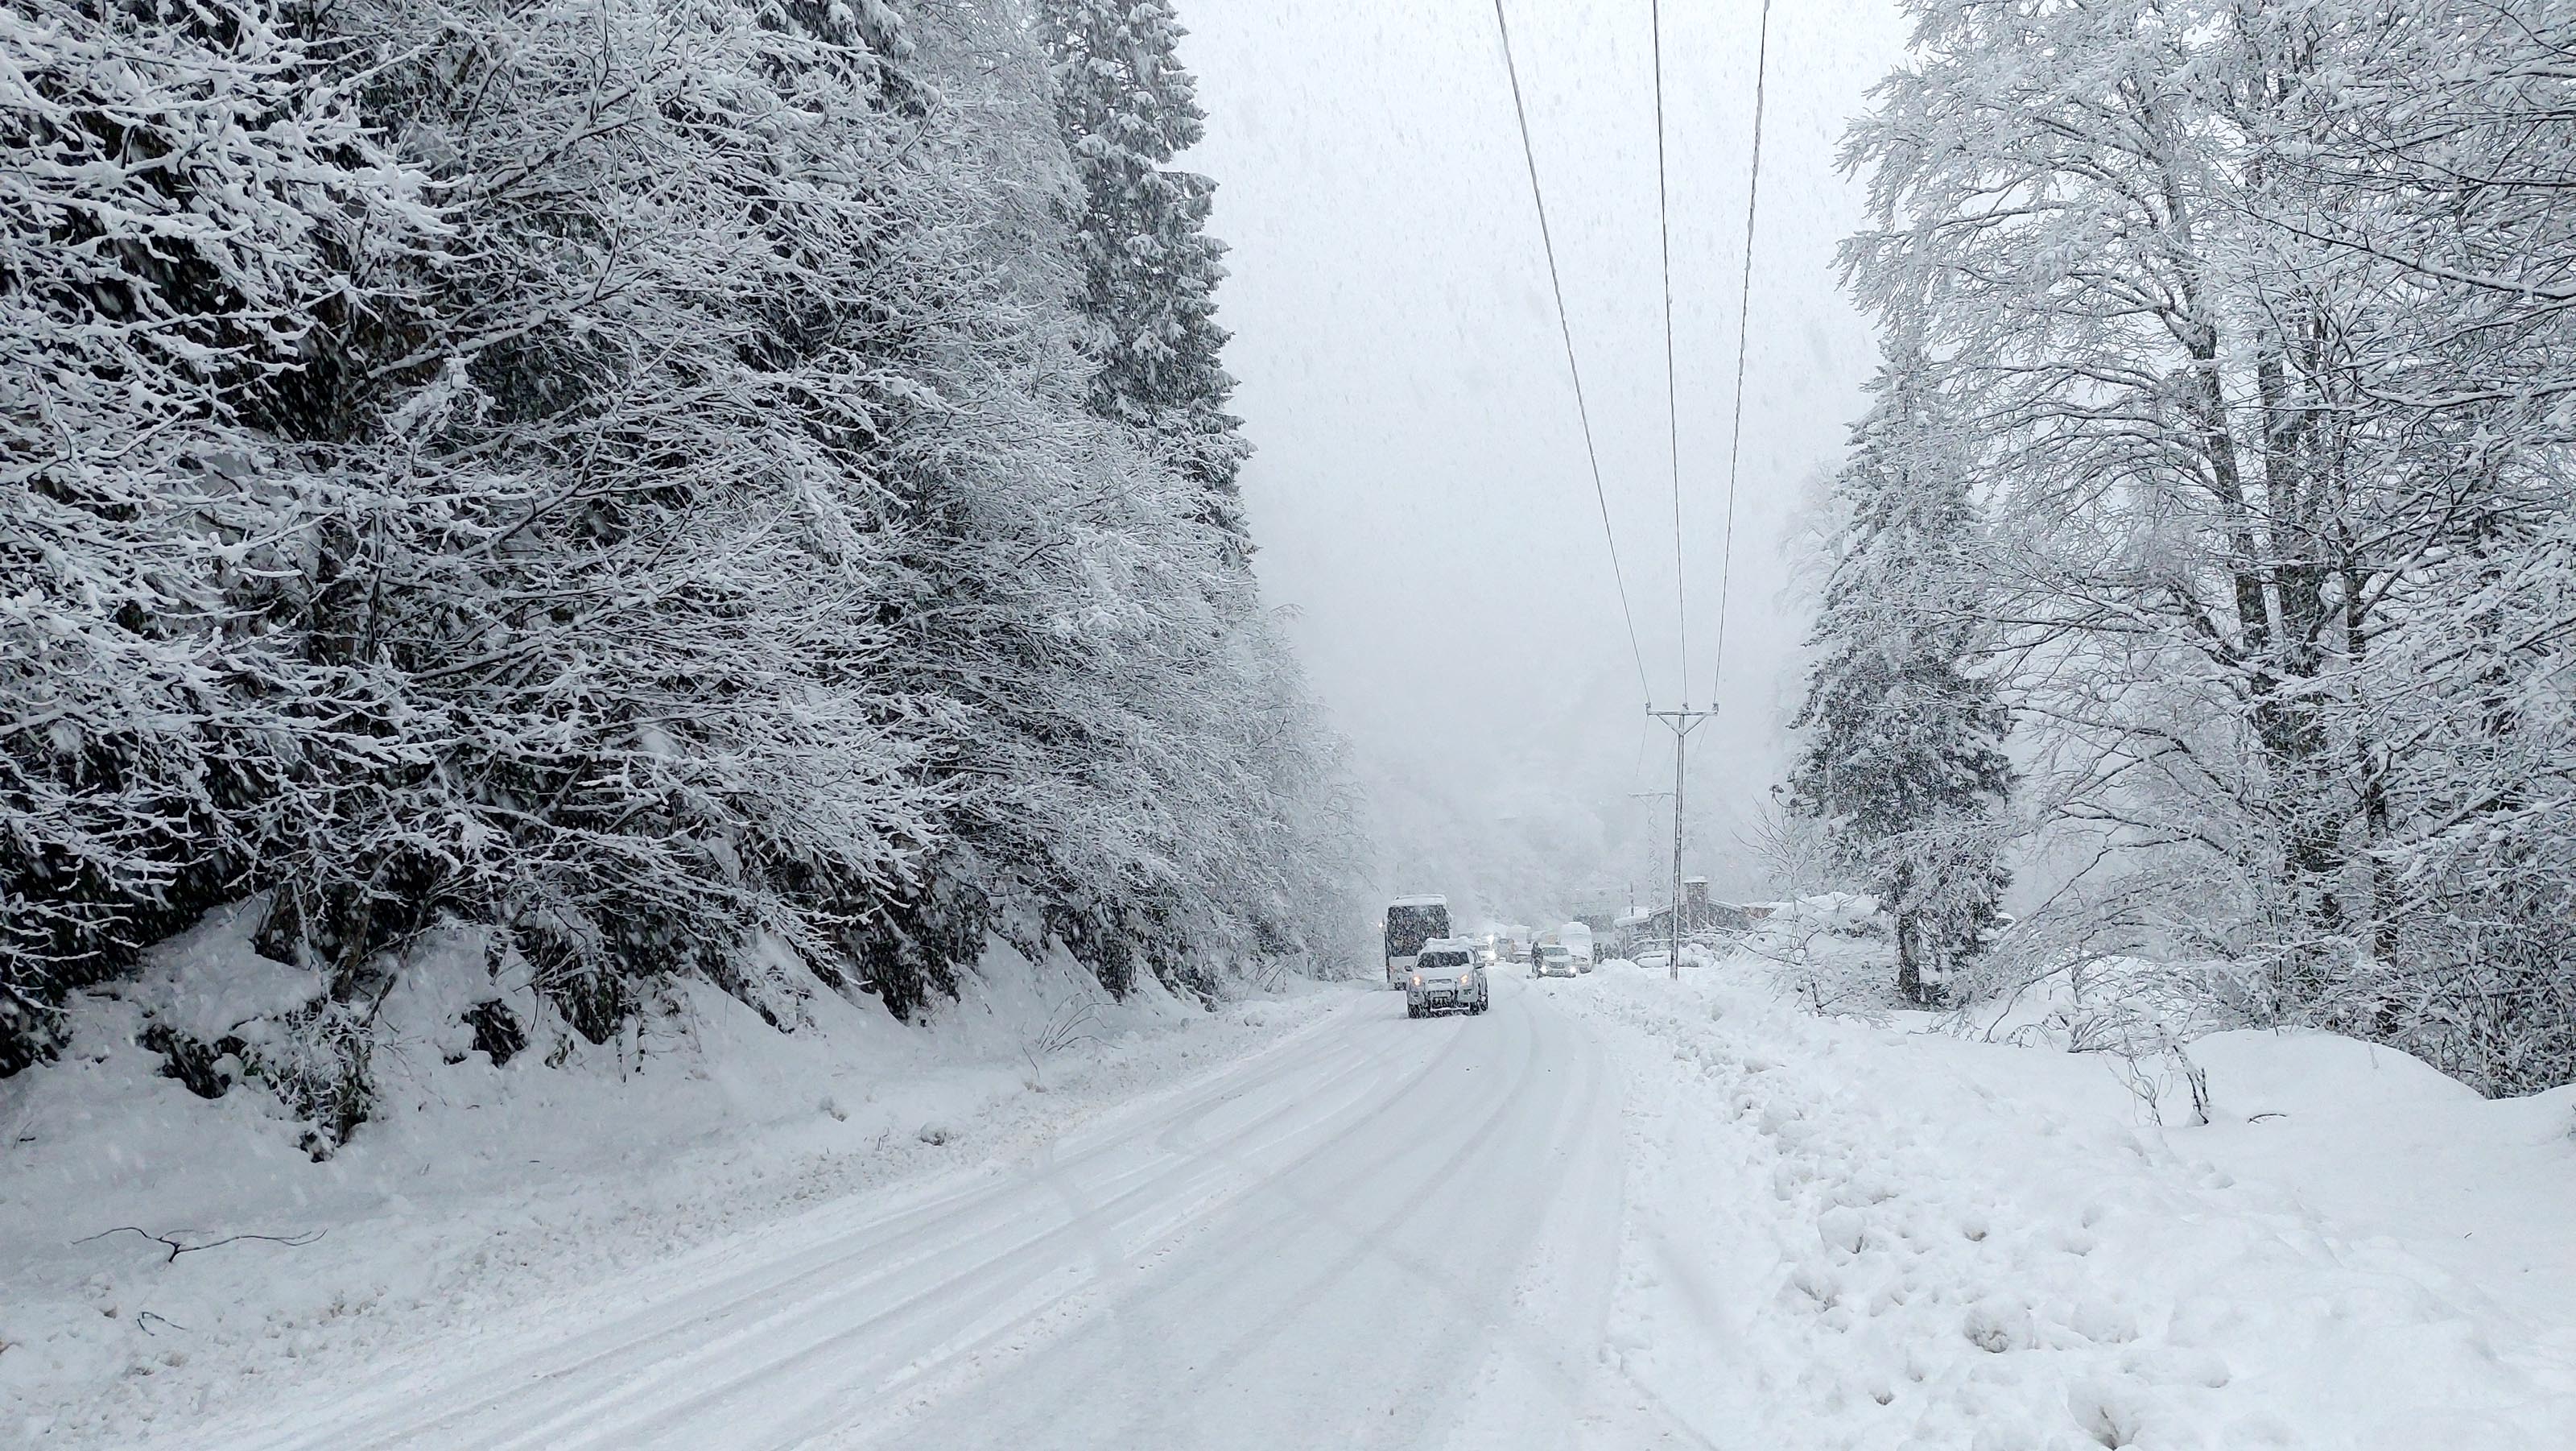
(0, 0), (1362, 1124)
(1785, 343), (2015, 1003)
(1840, 0), (2576, 1089)
(1842, 0), (2321, 984)
(2267, 0), (2576, 1089)
(224, 0), (958, 1040)
(0, 0), (427, 1069)
(1038, 0), (1250, 540)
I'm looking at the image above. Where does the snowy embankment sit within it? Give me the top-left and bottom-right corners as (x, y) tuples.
(1561, 957), (2576, 1449)
(0, 917), (1354, 1448)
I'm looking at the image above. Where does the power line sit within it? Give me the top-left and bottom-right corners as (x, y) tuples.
(1651, 0), (1686, 709)
(1708, 0), (1774, 706)
(1488, 0), (1654, 707)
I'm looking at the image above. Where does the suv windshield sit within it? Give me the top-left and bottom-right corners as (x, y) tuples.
(1418, 950), (1469, 970)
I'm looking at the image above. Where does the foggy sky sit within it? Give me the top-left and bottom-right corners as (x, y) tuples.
(1182, 0), (1913, 920)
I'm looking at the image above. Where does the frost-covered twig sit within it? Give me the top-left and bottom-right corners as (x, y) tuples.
(76, 1226), (327, 1265)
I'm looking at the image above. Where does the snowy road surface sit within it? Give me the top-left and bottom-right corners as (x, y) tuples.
(101, 963), (2576, 1449)
(159, 975), (1645, 1451)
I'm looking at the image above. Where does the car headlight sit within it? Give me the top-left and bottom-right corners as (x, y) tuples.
(1459, 974), (1472, 984)
(1410, 974), (1421, 985)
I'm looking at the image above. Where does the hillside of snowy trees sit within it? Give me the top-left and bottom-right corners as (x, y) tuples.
(1786, 0), (2575, 1095)
(2, 0), (1364, 1139)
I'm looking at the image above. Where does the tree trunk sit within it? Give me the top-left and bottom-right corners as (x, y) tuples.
(1894, 910), (1922, 1004)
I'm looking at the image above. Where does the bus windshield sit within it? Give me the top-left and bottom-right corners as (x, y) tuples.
(1384, 902), (1450, 960)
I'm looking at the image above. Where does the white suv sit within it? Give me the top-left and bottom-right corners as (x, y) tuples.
(1406, 939), (1490, 1019)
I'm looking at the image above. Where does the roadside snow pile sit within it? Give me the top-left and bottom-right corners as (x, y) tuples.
(0, 919), (1353, 1449)
(1566, 967), (2576, 1449)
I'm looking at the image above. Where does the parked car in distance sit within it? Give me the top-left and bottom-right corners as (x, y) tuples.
(1555, 920), (1595, 973)
(1534, 944), (1579, 979)
(1406, 939), (1490, 1018)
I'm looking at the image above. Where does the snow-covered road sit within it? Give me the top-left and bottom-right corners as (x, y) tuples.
(159, 975), (1647, 1451)
(96, 961), (2576, 1450)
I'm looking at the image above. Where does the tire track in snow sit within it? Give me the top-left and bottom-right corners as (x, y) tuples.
(832, 974), (1621, 1451)
(156, 991), (1417, 1451)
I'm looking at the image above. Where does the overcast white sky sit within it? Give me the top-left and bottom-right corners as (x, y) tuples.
(1180, 0), (1914, 916)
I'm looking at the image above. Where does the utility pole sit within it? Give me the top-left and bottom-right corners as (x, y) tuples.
(1648, 707), (1711, 980)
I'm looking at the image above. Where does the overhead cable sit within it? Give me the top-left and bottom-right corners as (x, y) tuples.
(1708, 0), (1773, 705)
(1489, 0), (1656, 707)
(1651, 0), (1687, 709)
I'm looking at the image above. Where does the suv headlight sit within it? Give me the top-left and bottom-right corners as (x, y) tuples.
(1459, 974), (1472, 984)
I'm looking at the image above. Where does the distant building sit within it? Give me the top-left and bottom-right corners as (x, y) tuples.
(1620, 877), (1750, 952)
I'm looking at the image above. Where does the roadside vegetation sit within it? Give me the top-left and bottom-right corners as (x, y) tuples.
(2, 0), (1367, 1141)
(1785, 0), (2576, 1094)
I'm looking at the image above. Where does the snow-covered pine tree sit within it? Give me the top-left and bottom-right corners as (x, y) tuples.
(1037, 0), (1250, 542)
(1785, 342), (2015, 1004)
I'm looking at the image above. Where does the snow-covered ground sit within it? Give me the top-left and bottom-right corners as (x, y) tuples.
(1575, 957), (2576, 1449)
(7, 949), (2572, 1448)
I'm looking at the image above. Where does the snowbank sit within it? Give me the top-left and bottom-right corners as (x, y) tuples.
(0, 919), (1356, 1447)
(2186, 1030), (2576, 1335)
(118, 903), (326, 1045)
(1561, 968), (2576, 1448)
